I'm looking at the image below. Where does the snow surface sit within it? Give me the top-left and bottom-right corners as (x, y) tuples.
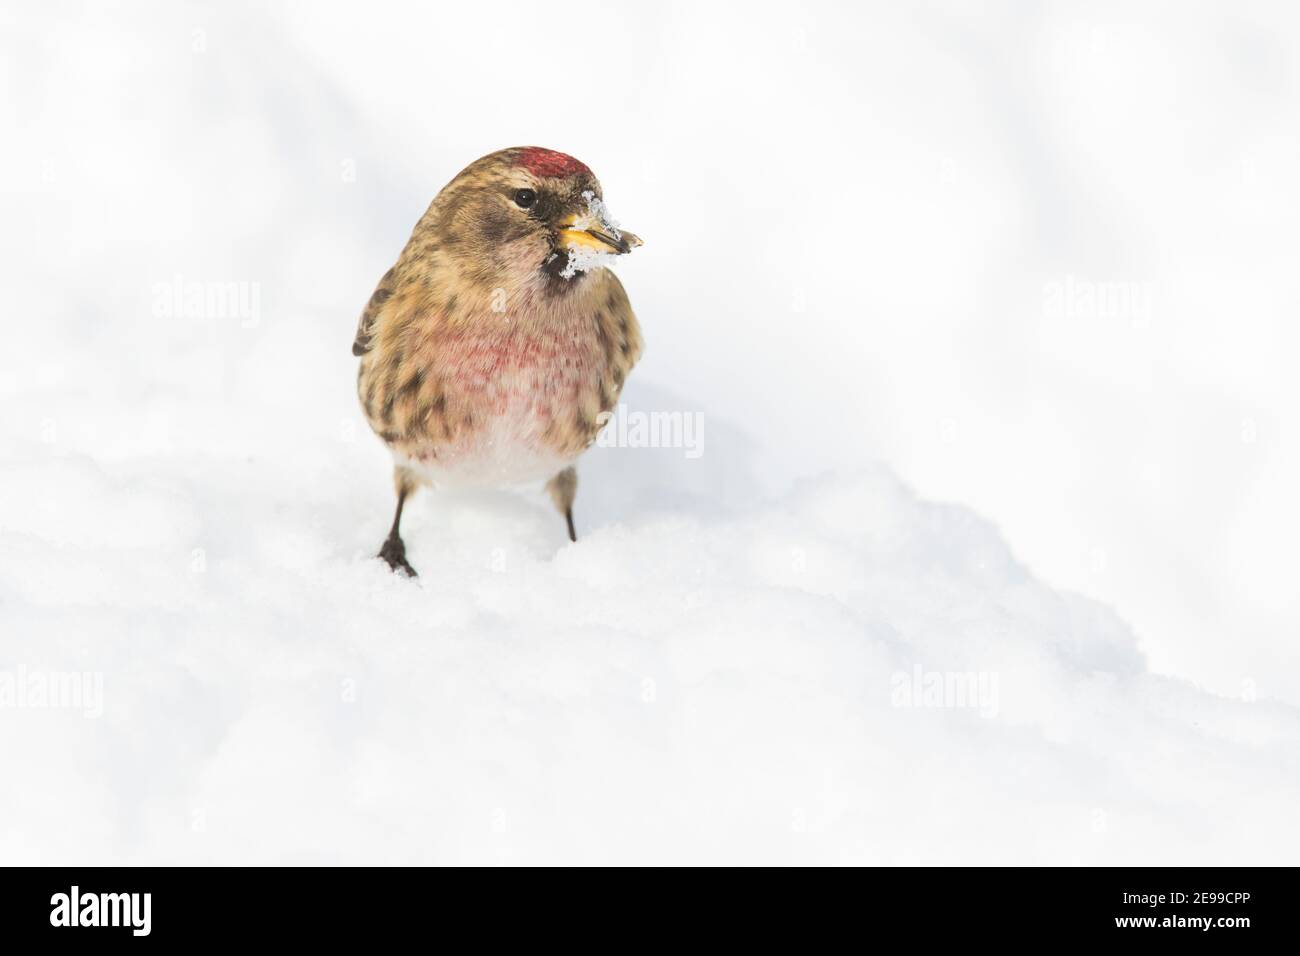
(3, 318), (1298, 863)
(3, 1), (1300, 864)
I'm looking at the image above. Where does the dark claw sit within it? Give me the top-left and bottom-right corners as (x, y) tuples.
(565, 508), (577, 543)
(378, 535), (417, 577)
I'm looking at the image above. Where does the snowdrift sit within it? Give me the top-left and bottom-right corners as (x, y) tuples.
(2, 320), (1296, 863)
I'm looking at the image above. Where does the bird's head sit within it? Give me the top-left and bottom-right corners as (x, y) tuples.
(427, 146), (641, 290)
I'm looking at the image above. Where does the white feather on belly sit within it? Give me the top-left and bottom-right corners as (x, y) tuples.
(393, 356), (585, 490)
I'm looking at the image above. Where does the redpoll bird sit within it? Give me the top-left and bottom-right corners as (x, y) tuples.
(353, 147), (643, 575)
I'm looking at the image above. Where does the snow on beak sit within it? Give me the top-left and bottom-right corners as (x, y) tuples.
(557, 192), (642, 255)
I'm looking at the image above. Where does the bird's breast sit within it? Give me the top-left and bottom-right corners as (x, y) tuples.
(373, 320), (612, 489)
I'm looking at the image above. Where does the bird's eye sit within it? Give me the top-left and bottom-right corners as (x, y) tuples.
(513, 188), (537, 209)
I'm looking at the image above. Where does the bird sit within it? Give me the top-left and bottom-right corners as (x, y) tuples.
(352, 147), (643, 576)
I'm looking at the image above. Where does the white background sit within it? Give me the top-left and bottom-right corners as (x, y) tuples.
(2, 0), (1298, 863)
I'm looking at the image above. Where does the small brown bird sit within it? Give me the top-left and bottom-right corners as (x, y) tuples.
(353, 147), (643, 575)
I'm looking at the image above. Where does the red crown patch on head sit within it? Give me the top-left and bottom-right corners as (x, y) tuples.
(515, 147), (591, 179)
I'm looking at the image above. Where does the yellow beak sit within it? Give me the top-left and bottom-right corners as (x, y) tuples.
(557, 212), (643, 255)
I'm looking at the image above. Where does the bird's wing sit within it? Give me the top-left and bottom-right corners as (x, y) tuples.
(351, 266), (397, 356)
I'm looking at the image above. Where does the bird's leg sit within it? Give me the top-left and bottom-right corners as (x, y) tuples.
(546, 467), (579, 543)
(378, 467), (419, 576)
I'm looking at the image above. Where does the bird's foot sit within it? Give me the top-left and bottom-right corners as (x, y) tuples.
(378, 535), (417, 577)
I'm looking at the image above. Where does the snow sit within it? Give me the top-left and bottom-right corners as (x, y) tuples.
(3, 1), (1300, 864)
(558, 191), (632, 278)
(557, 243), (619, 280)
(3, 327), (1298, 863)
(581, 189), (626, 243)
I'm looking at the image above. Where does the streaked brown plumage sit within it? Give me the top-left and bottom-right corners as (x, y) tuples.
(353, 147), (643, 575)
